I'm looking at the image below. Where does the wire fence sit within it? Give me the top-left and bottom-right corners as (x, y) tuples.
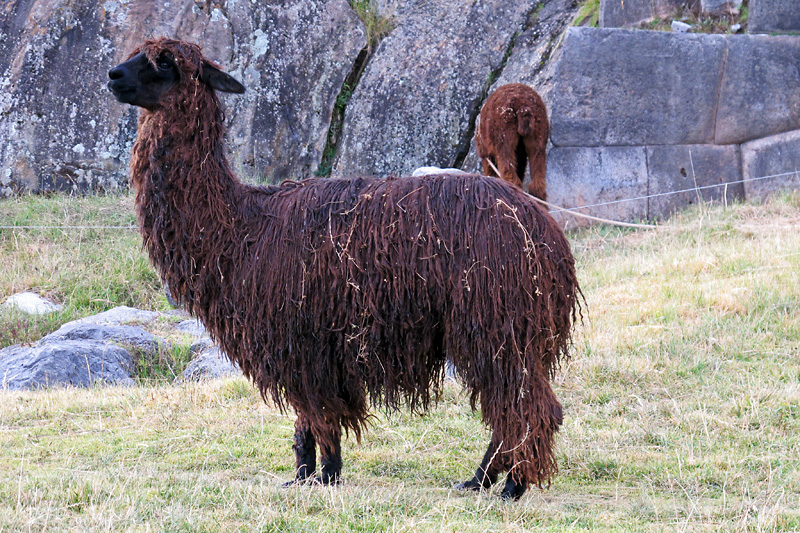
(0, 169), (797, 231)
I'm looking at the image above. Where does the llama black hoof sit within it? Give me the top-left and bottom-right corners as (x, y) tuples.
(282, 476), (320, 488)
(454, 479), (485, 492)
(499, 478), (527, 501)
(316, 474), (341, 486)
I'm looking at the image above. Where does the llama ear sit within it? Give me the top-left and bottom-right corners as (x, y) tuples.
(200, 61), (246, 94)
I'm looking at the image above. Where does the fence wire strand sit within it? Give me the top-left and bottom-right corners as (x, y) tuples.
(0, 170), (796, 231)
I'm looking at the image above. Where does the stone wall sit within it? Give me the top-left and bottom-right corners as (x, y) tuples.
(540, 27), (800, 227)
(598, 0), (800, 33)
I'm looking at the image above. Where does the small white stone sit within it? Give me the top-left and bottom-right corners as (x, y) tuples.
(72, 143), (86, 154)
(2, 292), (63, 315)
(671, 21), (692, 32)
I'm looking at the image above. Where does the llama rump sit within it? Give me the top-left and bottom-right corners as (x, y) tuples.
(108, 39), (580, 500)
(476, 83), (550, 201)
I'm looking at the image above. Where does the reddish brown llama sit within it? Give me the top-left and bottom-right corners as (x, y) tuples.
(476, 83), (550, 201)
(108, 39), (580, 500)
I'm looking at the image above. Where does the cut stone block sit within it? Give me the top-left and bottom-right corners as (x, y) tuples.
(749, 0), (800, 34)
(550, 28), (727, 147)
(742, 129), (800, 201)
(715, 34), (800, 145)
(646, 145), (744, 218)
(701, 0), (743, 15)
(546, 146), (648, 229)
(599, 0), (684, 28)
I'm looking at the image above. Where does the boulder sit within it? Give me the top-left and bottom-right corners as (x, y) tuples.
(715, 34), (800, 145)
(42, 323), (163, 354)
(180, 341), (240, 382)
(222, 0), (366, 182)
(65, 306), (160, 327)
(646, 144), (743, 217)
(1, 292), (62, 315)
(741, 129), (800, 201)
(175, 319), (208, 338)
(546, 146), (648, 228)
(332, 0), (537, 178)
(0, 0), (366, 195)
(599, 0), (684, 28)
(0, 341), (134, 390)
(749, 0), (800, 34)
(549, 28), (727, 147)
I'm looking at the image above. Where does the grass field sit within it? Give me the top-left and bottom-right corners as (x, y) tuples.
(1, 192), (798, 531)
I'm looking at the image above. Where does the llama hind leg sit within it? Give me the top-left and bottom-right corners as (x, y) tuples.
(454, 437), (503, 491)
(284, 415), (317, 486)
(524, 135), (547, 201)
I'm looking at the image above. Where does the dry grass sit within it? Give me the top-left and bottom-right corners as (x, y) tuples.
(1, 192), (799, 531)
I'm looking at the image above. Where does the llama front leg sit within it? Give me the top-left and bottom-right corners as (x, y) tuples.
(314, 426), (342, 485)
(284, 415), (317, 486)
(500, 470), (528, 500)
(454, 437), (502, 492)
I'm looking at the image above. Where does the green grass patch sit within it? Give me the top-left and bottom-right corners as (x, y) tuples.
(573, 0), (600, 27)
(0, 194), (168, 349)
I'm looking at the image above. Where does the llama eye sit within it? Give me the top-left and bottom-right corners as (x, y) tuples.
(156, 58), (173, 71)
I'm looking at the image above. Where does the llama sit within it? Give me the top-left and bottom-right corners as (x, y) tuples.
(475, 83), (550, 201)
(108, 38), (580, 500)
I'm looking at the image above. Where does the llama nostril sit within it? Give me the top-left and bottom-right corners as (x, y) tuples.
(108, 67), (124, 80)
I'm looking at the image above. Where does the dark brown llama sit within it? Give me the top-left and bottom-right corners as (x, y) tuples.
(476, 83), (550, 201)
(108, 39), (580, 500)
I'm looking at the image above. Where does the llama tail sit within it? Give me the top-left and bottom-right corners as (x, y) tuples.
(484, 371), (564, 488)
(516, 107), (537, 138)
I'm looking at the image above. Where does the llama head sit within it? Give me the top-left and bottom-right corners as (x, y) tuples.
(107, 38), (244, 111)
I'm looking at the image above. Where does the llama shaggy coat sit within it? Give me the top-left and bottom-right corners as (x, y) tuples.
(476, 83), (550, 201)
(112, 39), (580, 493)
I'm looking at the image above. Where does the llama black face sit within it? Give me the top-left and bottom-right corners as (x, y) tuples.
(108, 52), (180, 110)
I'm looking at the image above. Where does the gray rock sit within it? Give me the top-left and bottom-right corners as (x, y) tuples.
(549, 28), (727, 147)
(749, 0), (800, 34)
(731, 23), (742, 33)
(67, 306), (160, 327)
(701, 0), (742, 15)
(715, 34), (800, 145)
(332, 0), (538, 178)
(42, 323), (163, 354)
(0, 0), (139, 196)
(742, 129), (800, 201)
(180, 344), (240, 382)
(0, 341), (134, 390)
(546, 146), (648, 229)
(0, 0), (365, 194)
(189, 337), (216, 356)
(599, 0), (684, 28)
(671, 21), (692, 32)
(223, 0), (367, 182)
(1, 292), (63, 315)
(646, 145), (743, 218)
(176, 319), (208, 338)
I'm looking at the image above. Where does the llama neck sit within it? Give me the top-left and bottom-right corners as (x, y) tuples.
(131, 105), (243, 317)
(132, 106), (239, 226)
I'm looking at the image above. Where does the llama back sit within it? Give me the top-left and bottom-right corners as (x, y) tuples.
(228, 174), (578, 434)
